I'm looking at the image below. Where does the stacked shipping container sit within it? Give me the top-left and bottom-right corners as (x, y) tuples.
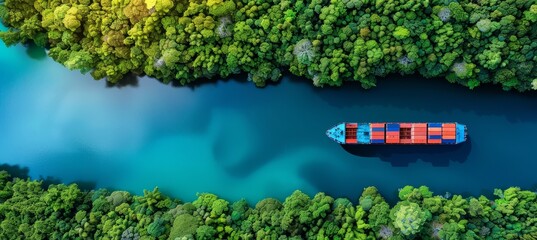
(386, 123), (400, 144)
(412, 123), (427, 144)
(442, 123), (456, 144)
(370, 123), (385, 144)
(428, 123), (442, 144)
(345, 123), (358, 144)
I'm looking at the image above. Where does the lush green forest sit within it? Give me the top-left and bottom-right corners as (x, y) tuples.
(0, 171), (535, 239)
(0, 0), (536, 90)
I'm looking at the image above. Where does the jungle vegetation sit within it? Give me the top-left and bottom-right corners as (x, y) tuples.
(0, 0), (536, 91)
(0, 171), (536, 239)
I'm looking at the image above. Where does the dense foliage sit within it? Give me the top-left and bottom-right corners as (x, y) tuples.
(1, 171), (537, 239)
(0, 0), (536, 90)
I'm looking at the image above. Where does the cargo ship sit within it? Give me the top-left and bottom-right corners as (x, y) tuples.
(326, 122), (467, 145)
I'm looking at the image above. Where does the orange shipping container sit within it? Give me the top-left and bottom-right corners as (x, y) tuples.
(346, 139), (357, 144)
(442, 132), (456, 136)
(412, 139), (427, 143)
(400, 124), (412, 127)
(413, 123), (427, 127)
(428, 127), (442, 131)
(346, 123), (358, 128)
(371, 132), (385, 135)
(371, 136), (385, 140)
(371, 123), (385, 128)
(412, 136), (427, 139)
(442, 123), (456, 128)
(412, 129), (427, 132)
(428, 139), (442, 144)
(400, 139), (412, 143)
(442, 136), (456, 140)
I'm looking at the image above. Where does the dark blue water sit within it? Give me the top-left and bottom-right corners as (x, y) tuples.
(1, 40), (536, 204)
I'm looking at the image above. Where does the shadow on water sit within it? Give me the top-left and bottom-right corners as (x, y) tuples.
(313, 75), (537, 124)
(0, 163), (96, 190)
(0, 164), (30, 180)
(106, 73), (139, 88)
(24, 42), (48, 60)
(341, 136), (472, 167)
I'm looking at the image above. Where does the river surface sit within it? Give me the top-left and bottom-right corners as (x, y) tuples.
(1, 36), (536, 204)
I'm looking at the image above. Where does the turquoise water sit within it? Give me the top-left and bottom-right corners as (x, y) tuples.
(1, 41), (536, 204)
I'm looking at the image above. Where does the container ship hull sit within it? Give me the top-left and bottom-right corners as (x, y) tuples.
(326, 122), (467, 145)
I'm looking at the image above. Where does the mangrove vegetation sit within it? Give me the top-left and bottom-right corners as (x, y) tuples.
(0, 0), (536, 90)
(0, 171), (536, 239)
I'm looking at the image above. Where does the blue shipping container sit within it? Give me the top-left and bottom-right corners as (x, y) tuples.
(428, 135), (442, 139)
(371, 139), (385, 144)
(387, 123), (400, 127)
(428, 123), (442, 127)
(442, 139), (456, 144)
(372, 127), (385, 131)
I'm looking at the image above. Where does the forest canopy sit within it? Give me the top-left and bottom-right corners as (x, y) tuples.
(0, 0), (537, 91)
(0, 171), (536, 239)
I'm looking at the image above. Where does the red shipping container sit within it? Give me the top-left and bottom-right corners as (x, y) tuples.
(371, 123), (385, 127)
(346, 139), (357, 143)
(400, 139), (412, 143)
(412, 139), (427, 143)
(428, 139), (442, 144)
(443, 136), (456, 139)
(346, 123), (358, 128)
(413, 123), (427, 127)
(371, 136), (385, 140)
(442, 123), (456, 128)
(400, 124), (412, 127)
